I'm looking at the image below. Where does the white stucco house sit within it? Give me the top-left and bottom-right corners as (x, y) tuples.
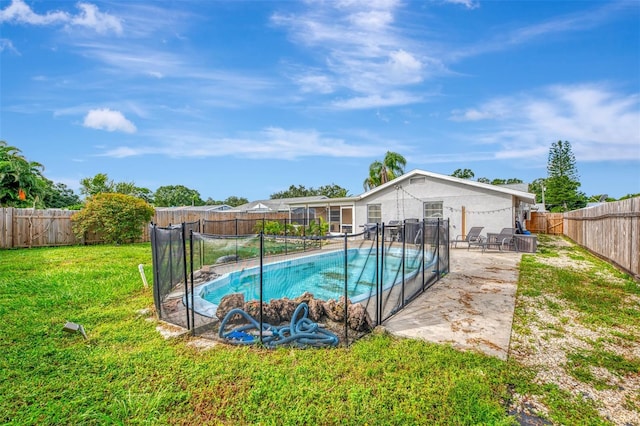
(287, 169), (536, 238)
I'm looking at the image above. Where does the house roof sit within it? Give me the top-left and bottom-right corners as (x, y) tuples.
(288, 169), (536, 206)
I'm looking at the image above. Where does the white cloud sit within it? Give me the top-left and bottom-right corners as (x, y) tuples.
(0, 0), (122, 34)
(450, 84), (640, 162)
(99, 127), (389, 160)
(294, 73), (335, 94)
(0, 38), (18, 54)
(449, 2), (633, 61)
(271, 2), (439, 108)
(0, 0), (68, 25)
(442, 0), (480, 10)
(70, 3), (123, 34)
(83, 108), (137, 133)
(332, 91), (423, 109)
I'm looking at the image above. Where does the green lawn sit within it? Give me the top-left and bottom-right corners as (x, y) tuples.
(0, 238), (638, 424)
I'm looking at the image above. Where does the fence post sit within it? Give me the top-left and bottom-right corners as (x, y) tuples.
(182, 223), (190, 330)
(150, 224), (162, 319)
(436, 219), (441, 279)
(421, 220), (425, 291)
(401, 220), (406, 307)
(379, 223), (385, 323)
(344, 233), (348, 346)
(375, 223), (380, 325)
(168, 223), (174, 288)
(189, 229), (195, 334)
(259, 231), (264, 345)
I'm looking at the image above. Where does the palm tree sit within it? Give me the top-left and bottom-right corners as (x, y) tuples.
(363, 151), (407, 190)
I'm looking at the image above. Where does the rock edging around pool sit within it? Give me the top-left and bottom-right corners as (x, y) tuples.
(216, 291), (374, 336)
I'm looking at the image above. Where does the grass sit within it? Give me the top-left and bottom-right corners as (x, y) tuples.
(510, 234), (640, 424)
(0, 243), (514, 425)
(1, 236), (638, 424)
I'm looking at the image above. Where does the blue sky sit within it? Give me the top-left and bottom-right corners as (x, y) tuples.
(1, 0), (639, 202)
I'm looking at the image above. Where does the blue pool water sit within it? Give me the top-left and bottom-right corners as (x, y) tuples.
(192, 248), (432, 317)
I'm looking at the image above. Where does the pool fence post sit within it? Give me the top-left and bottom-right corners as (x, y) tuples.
(436, 218), (441, 279)
(189, 229), (195, 334)
(379, 223), (385, 323)
(235, 219), (239, 260)
(344, 232), (348, 346)
(284, 218), (288, 255)
(259, 231), (264, 345)
(150, 224), (162, 319)
(445, 219), (450, 274)
(200, 220), (204, 268)
(375, 223), (380, 325)
(168, 223), (173, 291)
(182, 223), (190, 330)
(421, 220), (426, 291)
(401, 220), (406, 307)
(302, 217), (306, 252)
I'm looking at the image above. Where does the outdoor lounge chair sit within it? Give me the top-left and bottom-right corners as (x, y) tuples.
(451, 226), (484, 248)
(481, 228), (516, 252)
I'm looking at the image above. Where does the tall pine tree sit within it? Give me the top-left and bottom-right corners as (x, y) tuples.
(545, 140), (586, 212)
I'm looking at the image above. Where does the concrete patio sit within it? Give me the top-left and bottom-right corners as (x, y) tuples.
(383, 247), (522, 360)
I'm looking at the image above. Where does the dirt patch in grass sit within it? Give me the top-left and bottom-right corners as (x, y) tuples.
(509, 237), (640, 425)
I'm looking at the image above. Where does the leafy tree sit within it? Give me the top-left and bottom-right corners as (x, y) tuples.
(587, 194), (615, 203)
(154, 185), (204, 207)
(0, 141), (48, 207)
(317, 184), (349, 198)
(363, 151), (407, 190)
(205, 196), (249, 207)
(476, 176), (524, 185)
(490, 178), (524, 185)
(619, 193), (640, 200)
(545, 140), (586, 212)
(270, 185), (315, 199)
(42, 180), (81, 208)
(223, 196), (248, 207)
(113, 182), (154, 203)
(451, 168), (475, 179)
(80, 174), (153, 203)
(528, 178), (546, 204)
(71, 193), (154, 244)
(270, 184), (349, 199)
(80, 173), (114, 197)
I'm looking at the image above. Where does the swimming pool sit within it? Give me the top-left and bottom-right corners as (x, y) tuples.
(190, 247), (433, 317)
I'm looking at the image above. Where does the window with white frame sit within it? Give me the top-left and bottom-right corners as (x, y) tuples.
(367, 204), (381, 224)
(423, 201), (443, 218)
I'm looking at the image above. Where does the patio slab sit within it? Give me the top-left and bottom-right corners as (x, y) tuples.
(383, 247), (522, 360)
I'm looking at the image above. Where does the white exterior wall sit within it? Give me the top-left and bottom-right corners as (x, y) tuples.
(354, 176), (516, 237)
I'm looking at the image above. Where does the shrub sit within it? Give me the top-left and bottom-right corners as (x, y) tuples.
(71, 193), (154, 244)
(254, 220), (284, 235)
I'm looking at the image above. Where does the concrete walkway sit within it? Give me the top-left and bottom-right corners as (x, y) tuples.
(383, 247), (522, 360)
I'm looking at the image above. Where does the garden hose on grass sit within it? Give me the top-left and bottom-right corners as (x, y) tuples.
(219, 302), (339, 348)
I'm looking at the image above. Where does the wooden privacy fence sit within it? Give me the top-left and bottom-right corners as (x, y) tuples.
(1, 208), (79, 248)
(0, 207), (290, 249)
(564, 198), (640, 279)
(526, 212), (564, 234)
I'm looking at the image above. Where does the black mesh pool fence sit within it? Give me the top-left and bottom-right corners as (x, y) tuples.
(150, 219), (449, 347)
